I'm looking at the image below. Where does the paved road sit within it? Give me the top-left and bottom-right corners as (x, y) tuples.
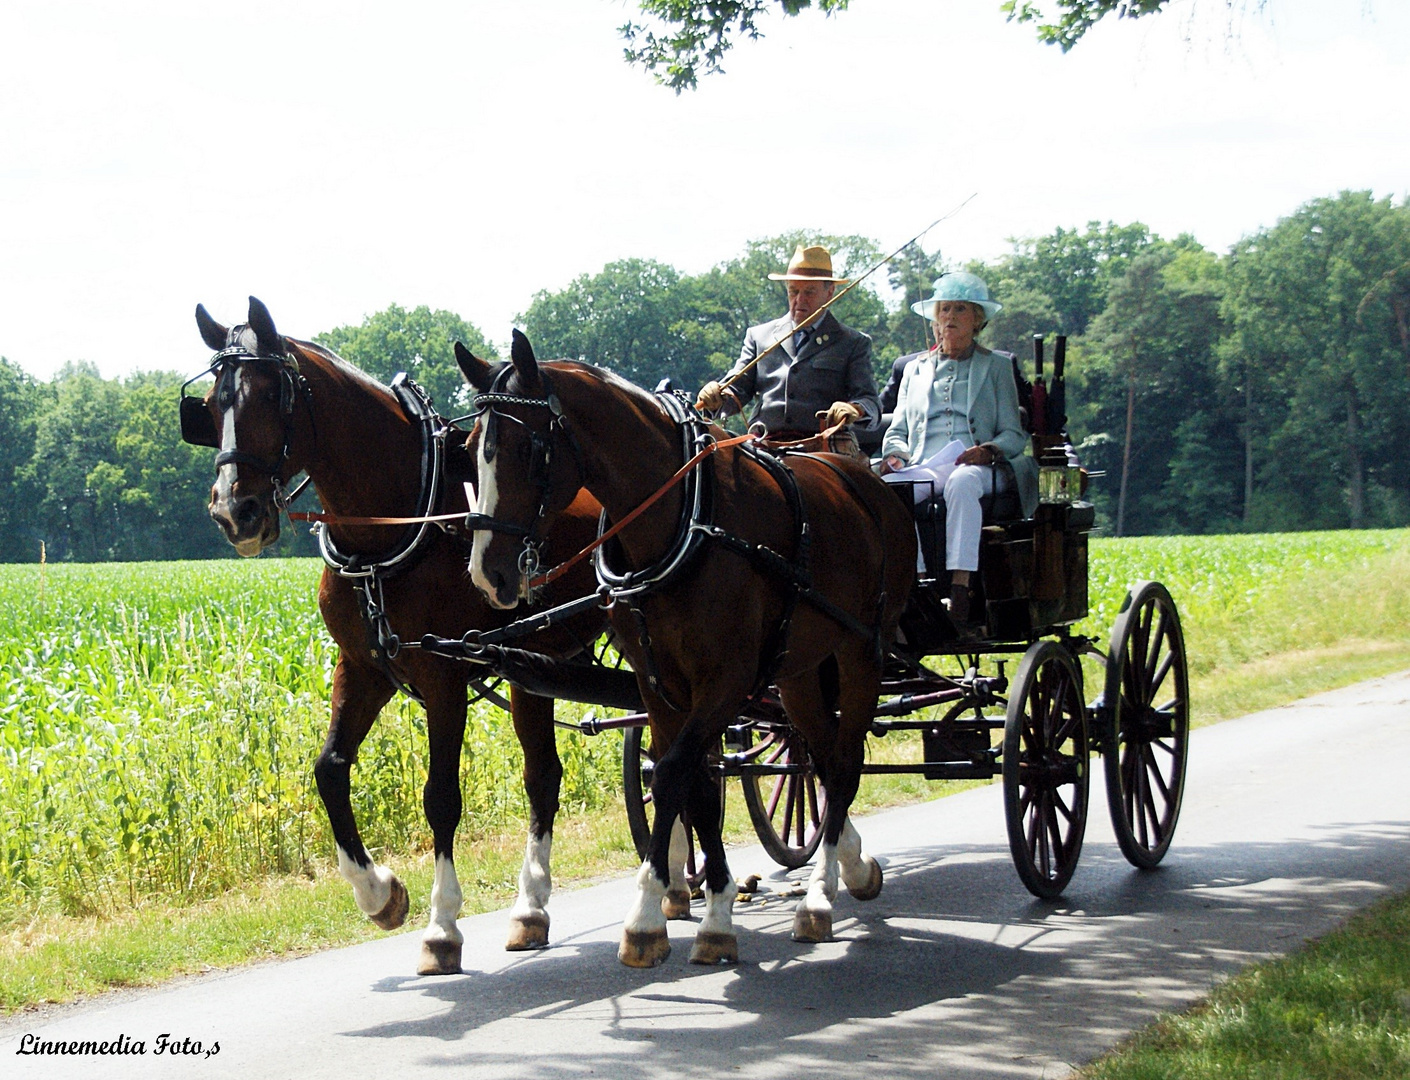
(6, 672), (1409, 1079)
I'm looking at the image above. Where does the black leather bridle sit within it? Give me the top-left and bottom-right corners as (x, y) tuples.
(179, 340), (314, 511)
(467, 366), (584, 595)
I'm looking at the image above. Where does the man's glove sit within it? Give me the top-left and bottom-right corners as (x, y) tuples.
(822, 400), (863, 428)
(696, 381), (725, 412)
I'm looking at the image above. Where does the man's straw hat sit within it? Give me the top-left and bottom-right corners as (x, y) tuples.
(768, 244), (850, 283)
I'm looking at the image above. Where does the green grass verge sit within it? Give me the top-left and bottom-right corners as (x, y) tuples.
(1077, 889), (1410, 1079)
(2, 528), (1408, 1015)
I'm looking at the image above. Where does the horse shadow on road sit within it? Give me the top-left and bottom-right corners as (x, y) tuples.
(338, 819), (1410, 1078)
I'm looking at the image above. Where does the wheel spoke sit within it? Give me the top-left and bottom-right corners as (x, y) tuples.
(761, 736), (788, 767)
(790, 772), (808, 848)
(1143, 608), (1167, 691)
(782, 772), (798, 843)
(1037, 797), (1055, 877)
(1145, 751), (1173, 803)
(1046, 804), (1066, 866)
(1148, 658), (1172, 705)
(1149, 734), (1178, 760)
(764, 772), (785, 819)
(1134, 749), (1153, 848)
(1122, 646), (1143, 709)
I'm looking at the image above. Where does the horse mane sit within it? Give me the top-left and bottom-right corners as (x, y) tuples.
(286, 337), (404, 405)
(539, 359), (674, 425)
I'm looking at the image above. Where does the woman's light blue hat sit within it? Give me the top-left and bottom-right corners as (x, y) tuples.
(912, 271), (1002, 321)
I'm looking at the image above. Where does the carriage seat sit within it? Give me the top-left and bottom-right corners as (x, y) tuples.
(888, 460), (1024, 579)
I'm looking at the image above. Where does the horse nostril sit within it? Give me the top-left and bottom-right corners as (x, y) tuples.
(234, 497), (264, 529)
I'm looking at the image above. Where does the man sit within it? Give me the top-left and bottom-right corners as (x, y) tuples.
(695, 244), (880, 441)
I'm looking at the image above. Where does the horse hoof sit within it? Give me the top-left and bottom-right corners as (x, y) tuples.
(688, 932), (738, 966)
(618, 929), (671, 968)
(848, 860), (884, 902)
(792, 907), (833, 943)
(662, 888), (693, 920)
(505, 913), (550, 951)
(417, 939), (462, 976)
(370, 877), (409, 931)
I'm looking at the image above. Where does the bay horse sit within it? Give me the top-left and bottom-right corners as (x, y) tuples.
(457, 331), (916, 966)
(186, 297), (620, 975)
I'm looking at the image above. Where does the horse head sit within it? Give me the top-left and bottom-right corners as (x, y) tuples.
(188, 296), (310, 556)
(455, 331), (582, 609)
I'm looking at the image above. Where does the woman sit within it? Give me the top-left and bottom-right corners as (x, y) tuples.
(881, 272), (1038, 624)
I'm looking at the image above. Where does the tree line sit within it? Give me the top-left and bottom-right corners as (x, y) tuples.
(0, 189), (1405, 563)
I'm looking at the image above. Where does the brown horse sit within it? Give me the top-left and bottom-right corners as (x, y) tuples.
(186, 297), (611, 975)
(457, 332), (916, 966)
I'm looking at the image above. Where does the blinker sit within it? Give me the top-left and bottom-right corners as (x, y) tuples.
(180, 393), (219, 448)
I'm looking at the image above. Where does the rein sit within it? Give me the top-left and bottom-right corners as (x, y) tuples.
(526, 429), (756, 591)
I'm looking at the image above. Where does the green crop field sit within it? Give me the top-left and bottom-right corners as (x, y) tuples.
(1, 527), (1407, 936)
(0, 559), (624, 923)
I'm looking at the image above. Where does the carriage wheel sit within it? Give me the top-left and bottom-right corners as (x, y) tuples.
(1102, 580), (1189, 869)
(1003, 640), (1090, 899)
(621, 725), (722, 887)
(738, 724), (825, 869)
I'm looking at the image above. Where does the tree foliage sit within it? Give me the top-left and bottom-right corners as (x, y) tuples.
(621, 0), (851, 92)
(316, 304), (499, 415)
(1219, 192), (1410, 530)
(519, 233), (891, 392)
(621, 0), (1247, 89)
(2, 193), (1409, 562)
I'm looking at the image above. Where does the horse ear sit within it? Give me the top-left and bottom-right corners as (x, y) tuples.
(246, 296), (286, 356)
(195, 304), (228, 351)
(454, 341), (497, 393)
(510, 329), (541, 391)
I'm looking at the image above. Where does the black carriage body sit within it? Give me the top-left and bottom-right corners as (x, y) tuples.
(891, 471), (1097, 653)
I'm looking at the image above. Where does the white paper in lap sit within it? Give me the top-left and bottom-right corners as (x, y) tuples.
(882, 440), (965, 503)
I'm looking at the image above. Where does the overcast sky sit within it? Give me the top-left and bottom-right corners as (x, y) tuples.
(2, 0), (1406, 381)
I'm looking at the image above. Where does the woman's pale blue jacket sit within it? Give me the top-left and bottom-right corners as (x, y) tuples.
(881, 345), (1039, 518)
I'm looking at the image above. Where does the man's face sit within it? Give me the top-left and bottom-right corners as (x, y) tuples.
(787, 279), (835, 327)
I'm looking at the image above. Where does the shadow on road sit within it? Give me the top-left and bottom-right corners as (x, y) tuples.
(336, 819), (1410, 1077)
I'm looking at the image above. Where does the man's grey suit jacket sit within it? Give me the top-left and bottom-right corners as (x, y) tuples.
(724, 311), (880, 437)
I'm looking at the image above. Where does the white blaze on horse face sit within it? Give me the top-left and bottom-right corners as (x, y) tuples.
(468, 433), (511, 607)
(336, 845), (394, 917)
(510, 832), (553, 926)
(424, 854), (464, 949)
(212, 366), (246, 508)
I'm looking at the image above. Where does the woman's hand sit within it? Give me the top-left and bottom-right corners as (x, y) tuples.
(880, 454), (907, 475)
(956, 443), (997, 466)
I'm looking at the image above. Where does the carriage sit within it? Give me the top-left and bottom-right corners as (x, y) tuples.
(185, 297), (1187, 973)
(425, 342), (1190, 903)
